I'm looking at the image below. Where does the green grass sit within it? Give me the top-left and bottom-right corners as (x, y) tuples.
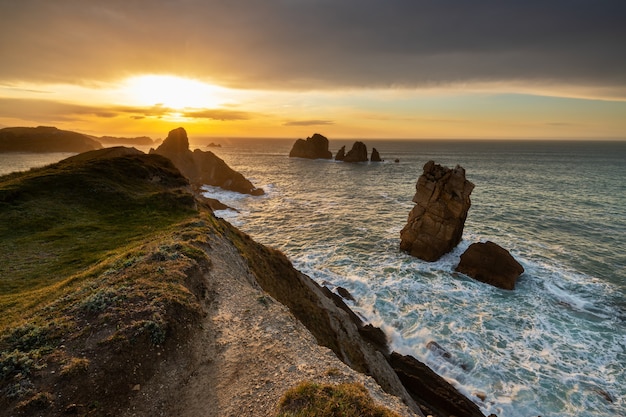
(0, 152), (196, 330)
(276, 382), (403, 417)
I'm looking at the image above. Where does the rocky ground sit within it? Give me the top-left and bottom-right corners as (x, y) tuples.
(122, 229), (419, 417)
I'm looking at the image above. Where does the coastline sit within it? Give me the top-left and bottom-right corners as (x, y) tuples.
(0, 149), (487, 417)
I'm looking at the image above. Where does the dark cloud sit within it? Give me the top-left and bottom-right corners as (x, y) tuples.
(1, 1), (625, 96)
(283, 120), (335, 127)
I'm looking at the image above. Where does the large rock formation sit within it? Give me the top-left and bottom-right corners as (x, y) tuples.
(343, 141), (368, 162)
(150, 127), (263, 195)
(400, 161), (474, 261)
(371, 147), (382, 162)
(455, 241), (524, 290)
(0, 126), (103, 153)
(289, 133), (332, 159)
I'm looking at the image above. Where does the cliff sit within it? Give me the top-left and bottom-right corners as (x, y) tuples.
(0, 150), (486, 417)
(0, 126), (103, 153)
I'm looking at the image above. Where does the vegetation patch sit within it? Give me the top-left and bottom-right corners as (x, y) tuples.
(276, 381), (402, 417)
(0, 151), (215, 416)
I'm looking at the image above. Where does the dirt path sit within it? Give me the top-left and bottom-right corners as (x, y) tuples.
(123, 233), (419, 417)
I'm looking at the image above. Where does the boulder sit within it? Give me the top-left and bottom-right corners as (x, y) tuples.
(455, 241), (524, 290)
(400, 161), (474, 261)
(289, 133), (332, 159)
(335, 145), (346, 161)
(343, 141), (368, 162)
(371, 147), (382, 162)
(150, 127), (263, 195)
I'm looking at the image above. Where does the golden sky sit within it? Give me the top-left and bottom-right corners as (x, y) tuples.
(1, 1), (625, 140)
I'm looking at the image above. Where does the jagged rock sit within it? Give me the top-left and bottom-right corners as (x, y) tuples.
(289, 133), (332, 159)
(400, 161), (474, 261)
(150, 127), (263, 195)
(336, 286), (355, 301)
(335, 145), (346, 161)
(371, 147), (382, 162)
(389, 352), (486, 417)
(455, 241), (524, 290)
(343, 141), (368, 162)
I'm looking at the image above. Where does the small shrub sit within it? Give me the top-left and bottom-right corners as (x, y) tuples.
(79, 289), (120, 313)
(60, 357), (90, 376)
(276, 381), (403, 417)
(6, 324), (49, 351)
(0, 350), (35, 380)
(143, 319), (166, 346)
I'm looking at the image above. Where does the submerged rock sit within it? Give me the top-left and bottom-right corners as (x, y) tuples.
(150, 127), (263, 195)
(289, 133), (332, 159)
(343, 141), (368, 162)
(400, 161), (474, 261)
(455, 241), (524, 290)
(371, 147), (382, 162)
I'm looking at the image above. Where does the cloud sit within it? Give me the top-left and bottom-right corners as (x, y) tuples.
(283, 120), (335, 127)
(0, 98), (254, 123)
(0, 1), (625, 99)
(181, 109), (253, 121)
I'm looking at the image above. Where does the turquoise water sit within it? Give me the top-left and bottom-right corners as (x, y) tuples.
(2, 140), (625, 416)
(202, 139), (626, 417)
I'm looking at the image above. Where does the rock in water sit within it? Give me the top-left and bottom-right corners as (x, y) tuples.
(371, 147), (382, 162)
(343, 141), (368, 162)
(150, 127), (263, 195)
(455, 241), (524, 290)
(289, 133), (332, 159)
(335, 145), (346, 161)
(400, 160), (474, 261)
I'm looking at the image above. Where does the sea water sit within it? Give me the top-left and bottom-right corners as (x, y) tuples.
(2, 140), (624, 416)
(201, 139), (625, 417)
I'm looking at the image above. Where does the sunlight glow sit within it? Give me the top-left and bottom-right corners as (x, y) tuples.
(122, 75), (225, 110)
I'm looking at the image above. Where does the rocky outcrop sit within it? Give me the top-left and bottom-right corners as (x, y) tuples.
(389, 352), (486, 417)
(455, 241), (524, 290)
(289, 133), (332, 159)
(400, 161), (474, 261)
(344, 141), (368, 162)
(371, 148), (382, 162)
(335, 145), (346, 161)
(0, 126), (103, 153)
(150, 127), (263, 195)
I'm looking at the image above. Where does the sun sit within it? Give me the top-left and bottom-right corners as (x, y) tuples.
(122, 74), (225, 110)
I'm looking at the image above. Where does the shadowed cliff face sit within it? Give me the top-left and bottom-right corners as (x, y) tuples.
(151, 127), (264, 195)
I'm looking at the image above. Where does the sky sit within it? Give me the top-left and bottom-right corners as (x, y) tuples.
(0, 0), (625, 140)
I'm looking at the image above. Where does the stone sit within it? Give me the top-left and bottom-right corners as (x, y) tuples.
(343, 141), (368, 162)
(388, 352), (486, 417)
(150, 127), (263, 195)
(400, 161), (474, 261)
(335, 145), (346, 161)
(371, 147), (382, 162)
(336, 286), (355, 301)
(455, 241), (524, 290)
(288, 133), (332, 159)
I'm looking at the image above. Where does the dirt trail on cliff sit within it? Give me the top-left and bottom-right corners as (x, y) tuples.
(123, 231), (419, 417)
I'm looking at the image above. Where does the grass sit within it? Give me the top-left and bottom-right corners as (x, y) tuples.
(0, 150), (211, 415)
(276, 381), (403, 417)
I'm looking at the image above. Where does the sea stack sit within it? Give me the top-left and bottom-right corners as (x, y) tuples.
(455, 241), (524, 290)
(343, 141), (368, 162)
(150, 127), (263, 195)
(335, 145), (346, 161)
(371, 148), (382, 162)
(400, 161), (474, 261)
(289, 133), (332, 159)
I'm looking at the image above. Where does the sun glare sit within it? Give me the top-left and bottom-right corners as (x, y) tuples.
(122, 75), (224, 110)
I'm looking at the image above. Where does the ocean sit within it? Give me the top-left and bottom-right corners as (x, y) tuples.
(2, 139), (625, 417)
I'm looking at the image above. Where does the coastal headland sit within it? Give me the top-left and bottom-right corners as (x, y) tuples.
(0, 143), (488, 416)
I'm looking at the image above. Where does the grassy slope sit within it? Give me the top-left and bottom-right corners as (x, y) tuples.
(0, 150), (212, 416)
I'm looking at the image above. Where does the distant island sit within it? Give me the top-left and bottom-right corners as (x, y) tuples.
(0, 126), (102, 153)
(0, 126), (158, 153)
